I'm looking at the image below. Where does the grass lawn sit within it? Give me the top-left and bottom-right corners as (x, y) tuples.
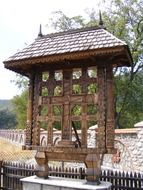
(0, 138), (34, 162)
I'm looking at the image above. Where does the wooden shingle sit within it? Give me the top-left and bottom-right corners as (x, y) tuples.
(4, 26), (132, 75)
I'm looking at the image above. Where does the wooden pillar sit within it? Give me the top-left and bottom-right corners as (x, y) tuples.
(81, 102), (87, 148)
(48, 70), (54, 96)
(47, 105), (53, 145)
(106, 65), (115, 152)
(25, 73), (34, 146)
(81, 68), (88, 148)
(85, 154), (101, 183)
(97, 66), (106, 152)
(61, 70), (72, 141)
(47, 70), (55, 145)
(32, 73), (40, 146)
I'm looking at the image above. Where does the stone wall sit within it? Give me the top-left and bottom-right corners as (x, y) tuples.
(97, 125), (143, 172)
(0, 122), (143, 172)
(65, 125), (143, 172)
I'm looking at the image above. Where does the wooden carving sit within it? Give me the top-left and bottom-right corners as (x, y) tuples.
(25, 64), (115, 183)
(25, 73), (34, 147)
(3, 25), (132, 183)
(106, 65), (115, 151)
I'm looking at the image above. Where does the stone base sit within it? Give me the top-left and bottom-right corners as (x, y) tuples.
(21, 176), (112, 190)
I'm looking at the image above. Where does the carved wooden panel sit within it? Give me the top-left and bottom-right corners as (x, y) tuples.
(25, 73), (34, 146)
(32, 73), (41, 145)
(26, 63), (115, 154)
(106, 65), (115, 150)
(97, 66), (106, 150)
(30, 66), (99, 148)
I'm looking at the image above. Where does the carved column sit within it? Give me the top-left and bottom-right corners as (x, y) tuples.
(62, 70), (71, 141)
(106, 65), (115, 152)
(47, 70), (55, 146)
(81, 99), (87, 148)
(97, 66), (106, 152)
(81, 68), (88, 148)
(32, 73), (41, 146)
(25, 73), (34, 147)
(47, 104), (53, 146)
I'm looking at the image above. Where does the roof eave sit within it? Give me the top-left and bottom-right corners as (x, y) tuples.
(4, 45), (132, 75)
(124, 45), (133, 66)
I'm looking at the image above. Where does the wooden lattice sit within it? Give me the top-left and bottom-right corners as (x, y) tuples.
(32, 67), (98, 148)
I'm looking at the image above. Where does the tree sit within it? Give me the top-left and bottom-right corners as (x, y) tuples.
(12, 90), (28, 129)
(104, 0), (143, 127)
(0, 109), (17, 129)
(48, 11), (86, 31)
(10, 74), (28, 129)
(115, 71), (143, 128)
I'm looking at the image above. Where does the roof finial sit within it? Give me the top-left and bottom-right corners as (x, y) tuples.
(38, 24), (43, 37)
(99, 10), (104, 27)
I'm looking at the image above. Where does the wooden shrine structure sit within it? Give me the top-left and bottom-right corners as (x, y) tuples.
(4, 20), (132, 182)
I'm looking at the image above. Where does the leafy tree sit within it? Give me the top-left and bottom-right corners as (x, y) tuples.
(115, 71), (143, 128)
(48, 11), (86, 31)
(0, 109), (17, 129)
(104, 0), (143, 128)
(10, 74), (28, 129)
(12, 90), (28, 129)
(11, 74), (28, 90)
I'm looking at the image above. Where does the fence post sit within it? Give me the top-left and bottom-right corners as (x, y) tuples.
(79, 167), (85, 179)
(0, 160), (3, 189)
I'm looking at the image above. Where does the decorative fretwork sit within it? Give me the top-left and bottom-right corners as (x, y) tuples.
(32, 73), (41, 146)
(32, 67), (98, 147)
(106, 65), (115, 151)
(97, 66), (106, 151)
(25, 73), (34, 146)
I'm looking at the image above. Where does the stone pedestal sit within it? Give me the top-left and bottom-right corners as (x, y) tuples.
(21, 176), (112, 190)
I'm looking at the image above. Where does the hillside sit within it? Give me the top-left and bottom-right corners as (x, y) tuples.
(0, 99), (13, 110)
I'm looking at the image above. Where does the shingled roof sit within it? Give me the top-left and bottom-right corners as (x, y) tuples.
(4, 26), (132, 74)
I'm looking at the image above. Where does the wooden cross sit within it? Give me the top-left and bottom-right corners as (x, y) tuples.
(36, 67), (98, 148)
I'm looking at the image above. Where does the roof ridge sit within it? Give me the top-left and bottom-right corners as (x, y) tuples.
(39, 25), (105, 39)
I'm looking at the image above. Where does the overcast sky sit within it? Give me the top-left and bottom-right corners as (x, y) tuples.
(0, 0), (105, 99)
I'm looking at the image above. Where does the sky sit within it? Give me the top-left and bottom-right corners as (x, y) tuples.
(0, 0), (105, 99)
